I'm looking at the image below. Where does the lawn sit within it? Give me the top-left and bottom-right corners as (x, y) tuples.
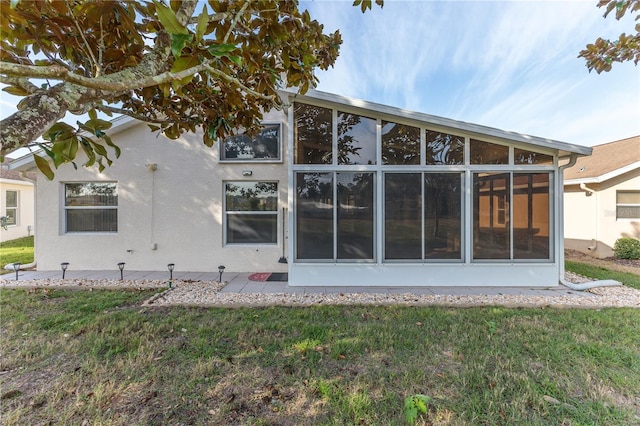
(1, 289), (639, 425)
(0, 236), (34, 274)
(566, 260), (640, 290)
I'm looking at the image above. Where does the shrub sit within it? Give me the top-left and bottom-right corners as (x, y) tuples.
(613, 237), (640, 260)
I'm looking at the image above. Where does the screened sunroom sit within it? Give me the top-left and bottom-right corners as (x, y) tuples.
(285, 91), (590, 287)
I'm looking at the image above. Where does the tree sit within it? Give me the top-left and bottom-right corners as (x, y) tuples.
(0, 0), (381, 178)
(579, 0), (640, 73)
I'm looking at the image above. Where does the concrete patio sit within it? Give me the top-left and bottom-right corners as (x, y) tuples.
(1, 269), (591, 298)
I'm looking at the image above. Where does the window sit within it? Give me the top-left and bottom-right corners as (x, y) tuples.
(470, 139), (509, 164)
(382, 121), (420, 165)
(513, 173), (550, 259)
(473, 173), (551, 260)
(514, 148), (553, 165)
(221, 123), (281, 161)
(65, 183), (117, 233)
(338, 112), (377, 165)
(473, 173), (510, 259)
(294, 103), (333, 164)
(617, 191), (640, 219)
(426, 131), (464, 165)
(5, 190), (18, 226)
(384, 173), (462, 260)
(225, 182), (277, 244)
(296, 172), (375, 261)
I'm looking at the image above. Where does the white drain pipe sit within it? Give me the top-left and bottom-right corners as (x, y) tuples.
(558, 156), (621, 290)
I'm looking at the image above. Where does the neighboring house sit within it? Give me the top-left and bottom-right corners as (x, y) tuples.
(564, 135), (640, 258)
(0, 167), (35, 242)
(7, 90), (592, 287)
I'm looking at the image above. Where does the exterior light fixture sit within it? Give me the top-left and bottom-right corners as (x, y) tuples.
(167, 263), (175, 288)
(12, 262), (21, 280)
(61, 262), (69, 279)
(218, 265), (225, 283)
(117, 262), (125, 280)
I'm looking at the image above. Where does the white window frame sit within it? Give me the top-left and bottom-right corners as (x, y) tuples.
(5, 190), (18, 226)
(219, 123), (283, 163)
(63, 182), (118, 234)
(223, 181), (278, 245)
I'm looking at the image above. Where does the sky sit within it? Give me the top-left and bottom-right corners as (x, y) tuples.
(302, 0), (640, 147)
(1, 0), (638, 157)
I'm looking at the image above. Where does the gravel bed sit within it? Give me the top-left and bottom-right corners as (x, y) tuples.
(2, 274), (639, 308)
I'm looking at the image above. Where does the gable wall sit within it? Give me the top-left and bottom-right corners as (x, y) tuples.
(564, 169), (640, 258)
(34, 109), (289, 272)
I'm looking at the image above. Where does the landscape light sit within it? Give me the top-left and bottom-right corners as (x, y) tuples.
(167, 263), (175, 288)
(117, 262), (125, 280)
(61, 262), (69, 279)
(12, 262), (21, 281)
(218, 265), (225, 283)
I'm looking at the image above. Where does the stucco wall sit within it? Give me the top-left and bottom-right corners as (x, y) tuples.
(35, 109), (289, 272)
(0, 179), (35, 243)
(564, 169), (640, 258)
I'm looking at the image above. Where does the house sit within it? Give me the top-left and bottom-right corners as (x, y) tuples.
(6, 90), (592, 286)
(0, 167), (35, 243)
(564, 135), (640, 258)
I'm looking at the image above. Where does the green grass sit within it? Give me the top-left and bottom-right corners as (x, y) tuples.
(0, 236), (34, 274)
(1, 289), (639, 425)
(566, 260), (640, 290)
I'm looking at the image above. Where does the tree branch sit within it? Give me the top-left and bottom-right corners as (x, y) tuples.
(224, 1), (250, 43)
(93, 104), (172, 124)
(66, 1), (100, 77)
(0, 76), (41, 95)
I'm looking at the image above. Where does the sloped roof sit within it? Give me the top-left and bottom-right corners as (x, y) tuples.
(7, 90), (593, 171)
(564, 135), (640, 183)
(291, 90), (593, 158)
(0, 167), (36, 183)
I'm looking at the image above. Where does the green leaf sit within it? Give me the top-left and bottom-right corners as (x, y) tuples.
(208, 43), (237, 57)
(44, 122), (75, 142)
(91, 141), (108, 157)
(34, 155), (54, 180)
(2, 86), (29, 96)
(227, 55), (242, 66)
(196, 6), (209, 42)
(101, 135), (121, 158)
(80, 137), (96, 167)
(171, 33), (194, 58)
(154, 1), (188, 34)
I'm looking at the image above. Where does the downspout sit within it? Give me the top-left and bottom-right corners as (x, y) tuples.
(579, 183), (598, 253)
(3, 171), (37, 271)
(558, 156), (620, 290)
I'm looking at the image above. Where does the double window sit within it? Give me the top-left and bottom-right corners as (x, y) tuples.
(385, 173), (462, 260)
(617, 191), (640, 219)
(64, 183), (117, 233)
(225, 182), (278, 244)
(473, 173), (551, 260)
(296, 172), (375, 260)
(4, 190), (18, 226)
(220, 124), (281, 161)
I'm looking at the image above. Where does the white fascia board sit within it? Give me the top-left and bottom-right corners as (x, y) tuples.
(0, 177), (34, 186)
(7, 115), (140, 171)
(286, 89), (593, 157)
(564, 161), (640, 185)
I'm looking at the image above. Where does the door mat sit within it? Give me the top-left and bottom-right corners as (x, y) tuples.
(248, 272), (271, 282)
(248, 273), (289, 282)
(267, 273), (288, 282)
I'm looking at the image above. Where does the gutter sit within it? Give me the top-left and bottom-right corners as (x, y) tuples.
(558, 155), (620, 290)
